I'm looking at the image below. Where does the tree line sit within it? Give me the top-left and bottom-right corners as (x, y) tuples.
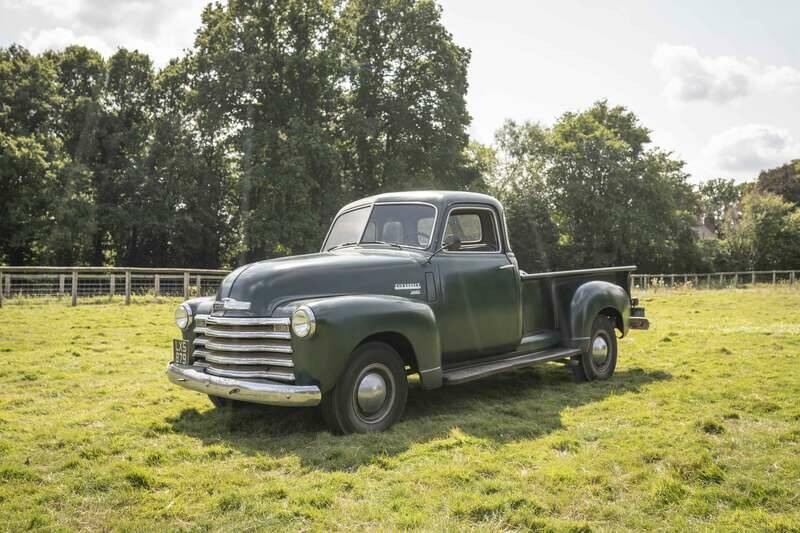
(1, 0), (798, 273)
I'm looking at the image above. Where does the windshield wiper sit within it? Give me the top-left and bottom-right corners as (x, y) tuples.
(361, 240), (402, 249)
(328, 240), (403, 252)
(327, 241), (359, 251)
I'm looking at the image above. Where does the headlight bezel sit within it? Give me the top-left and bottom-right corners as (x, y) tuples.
(175, 303), (193, 330)
(291, 305), (316, 338)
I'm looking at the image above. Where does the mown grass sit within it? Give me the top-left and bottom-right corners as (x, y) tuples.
(1, 289), (799, 531)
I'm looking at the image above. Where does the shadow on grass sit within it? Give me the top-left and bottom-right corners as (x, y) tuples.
(166, 365), (670, 471)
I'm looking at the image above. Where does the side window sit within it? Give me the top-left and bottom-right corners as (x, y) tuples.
(443, 208), (500, 252)
(417, 217), (434, 246)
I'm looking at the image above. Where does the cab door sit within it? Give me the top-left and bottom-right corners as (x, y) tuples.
(432, 205), (522, 364)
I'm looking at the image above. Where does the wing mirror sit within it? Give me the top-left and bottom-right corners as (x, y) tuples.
(444, 234), (461, 251)
(426, 235), (461, 263)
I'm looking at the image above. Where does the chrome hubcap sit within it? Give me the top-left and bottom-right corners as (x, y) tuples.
(356, 371), (387, 415)
(591, 335), (609, 367)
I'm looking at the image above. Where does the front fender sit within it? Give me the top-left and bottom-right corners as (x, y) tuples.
(290, 295), (441, 393)
(567, 281), (630, 352)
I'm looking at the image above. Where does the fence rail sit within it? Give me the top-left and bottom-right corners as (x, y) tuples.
(632, 270), (798, 291)
(0, 267), (230, 307)
(1, 267), (798, 307)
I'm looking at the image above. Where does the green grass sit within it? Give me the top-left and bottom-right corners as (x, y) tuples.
(1, 289), (800, 531)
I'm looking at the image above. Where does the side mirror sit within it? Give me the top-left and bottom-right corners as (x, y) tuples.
(444, 234), (461, 251)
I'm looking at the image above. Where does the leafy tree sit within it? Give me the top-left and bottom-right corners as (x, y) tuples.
(92, 49), (155, 265)
(491, 121), (560, 271)
(756, 160), (800, 206)
(697, 178), (741, 237)
(338, 0), (473, 195)
(724, 192), (800, 270)
(492, 102), (700, 273)
(0, 45), (65, 264)
(192, 0), (344, 263)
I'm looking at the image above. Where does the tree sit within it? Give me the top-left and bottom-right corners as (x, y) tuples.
(724, 191), (800, 270)
(756, 160), (800, 206)
(697, 178), (741, 237)
(0, 45), (66, 265)
(192, 0), (344, 263)
(91, 48), (156, 265)
(491, 121), (560, 271)
(491, 102), (700, 273)
(338, 0), (473, 196)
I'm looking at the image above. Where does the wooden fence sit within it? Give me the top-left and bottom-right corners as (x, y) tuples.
(631, 270), (798, 291)
(0, 266), (230, 307)
(1, 267), (798, 307)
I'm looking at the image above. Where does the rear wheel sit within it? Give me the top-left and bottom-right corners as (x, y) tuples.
(572, 315), (618, 382)
(321, 342), (408, 434)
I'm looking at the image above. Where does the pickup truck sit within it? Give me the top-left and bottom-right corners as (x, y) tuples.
(168, 191), (649, 433)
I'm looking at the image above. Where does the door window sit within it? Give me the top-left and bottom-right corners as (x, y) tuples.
(443, 208), (500, 252)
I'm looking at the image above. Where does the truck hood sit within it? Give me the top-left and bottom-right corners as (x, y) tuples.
(217, 248), (428, 316)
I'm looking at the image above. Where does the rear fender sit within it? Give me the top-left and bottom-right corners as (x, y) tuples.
(567, 281), (630, 352)
(289, 295), (441, 393)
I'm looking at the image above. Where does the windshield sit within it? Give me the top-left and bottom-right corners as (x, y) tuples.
(323, 203), (436, 251)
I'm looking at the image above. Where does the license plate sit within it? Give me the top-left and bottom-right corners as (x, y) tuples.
(173, 339), (192, 365)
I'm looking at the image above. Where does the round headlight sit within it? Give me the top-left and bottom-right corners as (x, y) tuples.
(175, 303), (193, 330)
(291, 305), (316, 338)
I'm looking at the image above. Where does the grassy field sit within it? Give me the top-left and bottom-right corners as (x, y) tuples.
(1, 290), (799, 531)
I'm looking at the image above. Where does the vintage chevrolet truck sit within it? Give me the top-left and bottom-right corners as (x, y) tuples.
(168, 191), (649, 433)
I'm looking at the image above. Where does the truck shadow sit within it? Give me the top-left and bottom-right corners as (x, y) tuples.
(166, 365), (670, 471)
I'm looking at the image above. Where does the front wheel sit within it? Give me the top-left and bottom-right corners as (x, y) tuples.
(321, 342), (408, 434)
(572, 315), (618, 382)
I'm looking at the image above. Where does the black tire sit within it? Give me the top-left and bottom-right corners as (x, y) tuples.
(574, 315), (618, 381)
(208, 394), (247, 409)
(321, 342), (408, 434)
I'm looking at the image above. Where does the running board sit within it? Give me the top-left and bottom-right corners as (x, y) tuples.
(442, 347), (581, 386)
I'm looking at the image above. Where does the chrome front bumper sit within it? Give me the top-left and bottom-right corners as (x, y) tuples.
(167, 363), (322, 407)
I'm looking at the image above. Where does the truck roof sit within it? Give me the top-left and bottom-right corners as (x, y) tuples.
(337, 190), (503, 215)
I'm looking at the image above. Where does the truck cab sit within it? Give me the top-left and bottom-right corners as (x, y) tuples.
(168, 191), (649, 433)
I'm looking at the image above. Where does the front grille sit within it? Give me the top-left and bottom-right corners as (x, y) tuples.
(191, 314), (295, 383)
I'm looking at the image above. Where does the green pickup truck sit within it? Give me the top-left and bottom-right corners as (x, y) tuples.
(168, 191), (649, 433)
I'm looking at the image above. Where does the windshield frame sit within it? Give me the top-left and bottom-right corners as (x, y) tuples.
(321, 201), (439, 252)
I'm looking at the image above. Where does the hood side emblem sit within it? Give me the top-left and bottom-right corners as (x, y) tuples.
(213, 298), (251, 312)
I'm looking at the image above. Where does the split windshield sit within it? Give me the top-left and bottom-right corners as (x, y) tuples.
(323, 204), (436, 251)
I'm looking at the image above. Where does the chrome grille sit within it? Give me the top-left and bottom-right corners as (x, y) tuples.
(191, 314), (295, 383)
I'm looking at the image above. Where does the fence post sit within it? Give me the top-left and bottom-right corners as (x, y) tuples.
(109, 273), (115, 301)
(719, 273), (723, 286)
(734, 273), (738, 286)
(4, 272), (10, 297)
(684, 274), (688, 285)
(154, 274), (160, 300)
(706, 273), (711, 289)
(125, 271), (131, 305)
(791, 271), (796, 286)
(0, 270), (3, 308)
(196, 275), (202, 296)
(671, 274), (675, 287)
(183, 272), (190, 299)
(751, 271), (756, 285)
(71, 271), (78, 307)
(772, 271), (776, 285)
(59, 274), (65, 297)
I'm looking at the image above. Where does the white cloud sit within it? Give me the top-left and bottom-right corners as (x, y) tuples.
(705, 124), (800, 174)
(21, 27), (113, 57)
(652, 44), (800, 104)
(6, 0), (208, 66)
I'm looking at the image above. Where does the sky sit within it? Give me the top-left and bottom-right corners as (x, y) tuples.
(2, 0), (799, 183)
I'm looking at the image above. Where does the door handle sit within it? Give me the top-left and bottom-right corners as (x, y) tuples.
(498, 264), (516, 270)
